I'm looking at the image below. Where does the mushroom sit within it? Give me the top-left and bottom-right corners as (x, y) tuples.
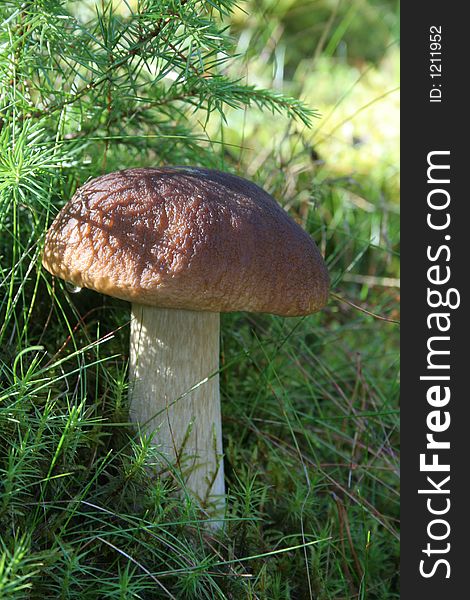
(42, 167), (329, 516)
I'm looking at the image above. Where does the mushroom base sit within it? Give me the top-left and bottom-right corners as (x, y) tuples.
(129, 306), (225, 518)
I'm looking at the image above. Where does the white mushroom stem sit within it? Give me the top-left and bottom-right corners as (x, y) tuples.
(129, 306), (225, 515)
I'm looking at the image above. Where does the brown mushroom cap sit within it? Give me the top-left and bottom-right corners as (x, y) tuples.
(42, 167), (329, 316)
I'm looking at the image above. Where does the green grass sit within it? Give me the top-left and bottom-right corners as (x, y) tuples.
(0, 0), (399, 597)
